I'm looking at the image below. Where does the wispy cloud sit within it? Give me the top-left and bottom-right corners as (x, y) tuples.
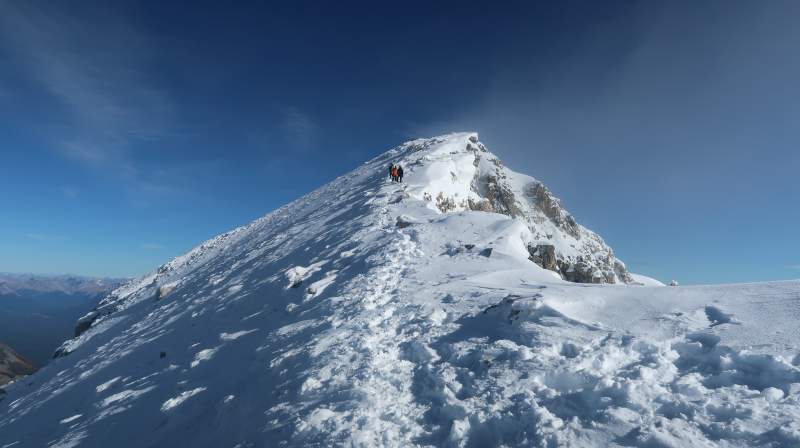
(26, 233), (68, 242)
(788, 265), (800, 270)
(281, 107), (319, 151)
(61, 186), (79, 199)
(0, 2), (177, 197)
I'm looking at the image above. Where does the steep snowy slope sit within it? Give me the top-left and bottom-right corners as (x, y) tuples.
(1, 133), (799, 448)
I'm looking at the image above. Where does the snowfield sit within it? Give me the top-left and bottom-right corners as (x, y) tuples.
(1, 133), (799, 447)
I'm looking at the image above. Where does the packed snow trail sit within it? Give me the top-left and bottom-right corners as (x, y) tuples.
(1, 133), (799, 447)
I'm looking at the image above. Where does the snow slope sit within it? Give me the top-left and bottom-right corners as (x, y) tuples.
(1, 133), (799, 447)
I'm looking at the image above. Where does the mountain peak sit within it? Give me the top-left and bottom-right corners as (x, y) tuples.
(386, 132), (631, 284)
(14, 135), (776, 447)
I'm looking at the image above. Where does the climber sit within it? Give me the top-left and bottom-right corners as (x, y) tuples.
(391, 165), (398, 182)
(397, 165), (404, 183)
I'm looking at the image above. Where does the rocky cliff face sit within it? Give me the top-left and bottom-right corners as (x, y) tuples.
(401, 133), (632, 284)
(0, 343), (36, 387)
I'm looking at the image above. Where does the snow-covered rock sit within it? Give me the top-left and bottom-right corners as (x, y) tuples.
(1, 133), (799, 448)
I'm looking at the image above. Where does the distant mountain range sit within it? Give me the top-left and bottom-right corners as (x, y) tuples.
(0, 273), (123, 296)
(0, 273), (125, 367)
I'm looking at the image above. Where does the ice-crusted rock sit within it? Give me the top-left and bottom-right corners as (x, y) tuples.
(401, 132), (631, 284)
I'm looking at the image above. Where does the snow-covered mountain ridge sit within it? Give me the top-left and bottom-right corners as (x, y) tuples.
(0, 273), (123, 297)
(1, 133), (799, 447)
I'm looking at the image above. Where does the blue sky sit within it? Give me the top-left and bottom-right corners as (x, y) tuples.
(0, 1), (798, 284)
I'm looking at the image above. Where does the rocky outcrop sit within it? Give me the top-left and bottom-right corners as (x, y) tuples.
(561, 257), (604, 284)
(481, 175), (524, 218)
(71, 300), (125, 340)
(527, 244), (558, 271)
(525, 182), (579, 238)
(528, 245), (619, 283)
(408, 133), (633, 284)
(0, 343), (36, 386)
(469, 151), (630, 284)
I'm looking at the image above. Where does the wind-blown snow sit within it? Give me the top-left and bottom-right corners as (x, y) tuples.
(1, 133), (799, 447)
(630, 273), (666, 286)
(160, 387), (206, 411)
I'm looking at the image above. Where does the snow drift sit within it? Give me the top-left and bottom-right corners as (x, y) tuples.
(1, 133), (799, 447)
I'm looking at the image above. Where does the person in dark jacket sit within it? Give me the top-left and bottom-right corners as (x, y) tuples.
(397, 165), (404, 183)
(389, 163), (395, 181)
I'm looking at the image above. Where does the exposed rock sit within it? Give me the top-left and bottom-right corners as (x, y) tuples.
(156, 281), (179, 300)
(411, 136), (634, 285)
(71, 300), (119, 340)
(475, 175), (523, 218)
(0, 342), (36, 386)
(74, 311), (100, 338)
(527, 244), (558, 271)
(435, 192), (457, 213)
(467, 198), (493, 213)
(556, 258), (605, 284)
(525, 182), (579, 238)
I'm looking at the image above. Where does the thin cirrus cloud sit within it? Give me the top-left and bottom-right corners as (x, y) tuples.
(26, 233), (68, 242)
(61, 186), (79, 199)
(0, 2), (177, 197)
(281, 107), (319, 151)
